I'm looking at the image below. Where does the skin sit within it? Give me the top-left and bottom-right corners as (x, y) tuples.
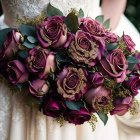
(101, 0), (127, 31)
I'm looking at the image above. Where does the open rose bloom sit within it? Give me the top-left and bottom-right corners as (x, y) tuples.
(0, 4), (139, 127)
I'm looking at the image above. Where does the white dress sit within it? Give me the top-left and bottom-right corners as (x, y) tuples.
(0, 0), (140, 140)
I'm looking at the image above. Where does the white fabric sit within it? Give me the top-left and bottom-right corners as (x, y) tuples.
(0, 0), (140, 140)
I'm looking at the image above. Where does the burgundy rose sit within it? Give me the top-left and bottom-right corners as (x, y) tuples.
(7, 60), (29, 85)
(64, 108), (91, 125)
(111, 96), (132, 116)
(126, 75), (140, 96)
(0, 30), (21, 60)
(88, 72), (104, 87)
(122, 33), (136, 53)
(26, 46), (56, 79)
(84, 86), (111, 111)
(42, 92), (66, 118)
(36, 16), (72, 48)
(79, 17), (106, 37)
(57, 67), (89, 100)
(134, 53), (140, 70)
(29, 79), (49, 98)
(105, 31), (118, 43)
(100, 49), (127, 83)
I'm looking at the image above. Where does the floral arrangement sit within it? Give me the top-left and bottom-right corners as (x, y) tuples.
(0, 3), (140, 130)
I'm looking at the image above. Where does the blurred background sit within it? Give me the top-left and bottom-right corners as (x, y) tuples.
(0, 0), (139, 32)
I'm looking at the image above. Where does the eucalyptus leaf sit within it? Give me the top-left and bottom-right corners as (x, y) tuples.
(56, 52), (71, 63)
(27, 36), (38, 43)
(65, 101), (84, 111)
(0, 28), (13, 47)
(23, 39), (36, 49)
(103, 19), (110, 29)
(127, 56), (139, 64)
(17, 84), (23, 91)
(127, 63), (136, 71)
(114, 83), (121, 89)
(19, 25), (36, 36)
(106, 43), (117, 51)
(18, 50), (28, 59)
(78, 8), (84, 18)
(46, 3), (64, 17)
(104, 50), (108, 56)
(95, 15), (104, 23)
(64, 12), (78, 34)
(97, 111), (108, 125)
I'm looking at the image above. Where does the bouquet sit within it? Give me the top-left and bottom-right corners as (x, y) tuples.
(0, 3), (140, 130)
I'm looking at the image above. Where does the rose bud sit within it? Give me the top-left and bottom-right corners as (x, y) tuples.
(134, 53), (140, 71)
(84, 86), (111, 111)
(26, 46), (56, 79)
(126, 75), (140, 96)
(121, 33), (136, 53)
(88, 72), (104, 87)
(36, 16), (72, 49)
(57, 67), (89, 100)
(99, 49), (127, 83)
(79, 17), (106, 37)
(7, 60), (29, 85)
(29, 79), (49, 98)
(110, 96), (132, 116)
(64, 108), (91, 125)
(42, 91), (66, 118)
(105, 31), (118, 43)
(0, 29), (21, 61)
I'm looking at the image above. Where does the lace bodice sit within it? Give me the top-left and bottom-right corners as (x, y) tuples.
(1, 0), (100, 27)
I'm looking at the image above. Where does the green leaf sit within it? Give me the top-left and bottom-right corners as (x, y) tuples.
(64, 12), (78, 34)
(103, 19), (110, 29)
(17, 84), (23, 91)
(23, 39), (36, 49)
(127, 56), (139, 63)
(27, 36), (38, 43)
(19, 25), (36, 36)
(114, 83), (121, 89)
(127, 63), (136, 71)
(65, 101), (84, 111)
(18, 50), (28, 59)
(0, 28), (13, 47)
(104, 50), (108, 56)
(95, 15), (104, 23)
(97, 111), (108, 125)
(46, 3), (64, 17)
(56, 52), (71, 63)
(106, 43), (117, 51)
(78, 8), (84, 18)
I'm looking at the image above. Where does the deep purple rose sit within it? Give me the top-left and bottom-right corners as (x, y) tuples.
(134, 53), (140, 70)
(57, 67), (89, 100)
(111, 96), (132, 116)
(7, 60), (29, 85)
(64, 108), (91, 125)
(29, 79), (49, 98)
(0, 30), (21, 60)
(84, 86), (111, 111)
(88, 72), (104, 87)
(79, 17), (106, 37)
(105, 31), (118, 43)
(36, 16), (72, 48)
(122, 33), (136, 53)
(100, 49), (127, 83)
(126, 75), (140, 96)
(26, 46), (56, 79)
(42, 92), (66, 118)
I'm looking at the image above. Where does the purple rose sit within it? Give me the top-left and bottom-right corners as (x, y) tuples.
(42, 92), (66, 118)
(79, 17), (106, 37)
(88, 72), (104, 87)
(105, 31), (118, 43)
(7, 60), (29, 85)
(29, 79), (49, 98)
(100, 49), (127, 83)
(122, 33), (136, 53)
(26, 46), (56, 79)
(84, 86), (111, 111)
(111, 96), (132, 116)
(57, 67), (89, 100)
(0, 30), (21, 60)
(64, 108), (91, 125)
(36, 16), (72, 48)
(134, 53), (140, 70)
(126, 75), (140, 96)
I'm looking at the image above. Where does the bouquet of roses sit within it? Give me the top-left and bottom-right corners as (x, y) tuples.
(0, 3), (140, 130)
